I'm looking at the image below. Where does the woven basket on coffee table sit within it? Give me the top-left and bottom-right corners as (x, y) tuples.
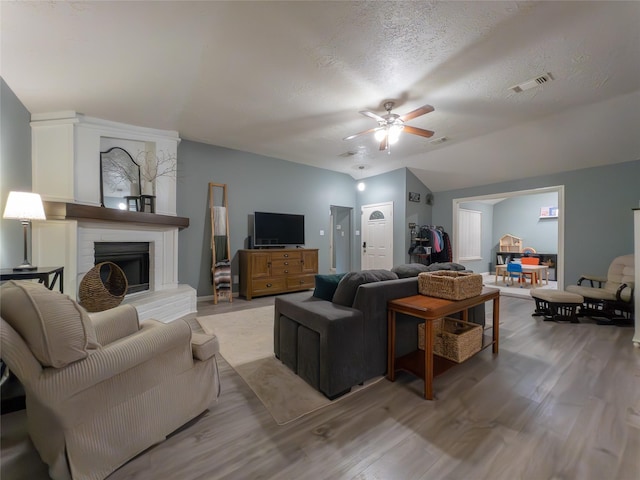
(79, 261), (128, 312)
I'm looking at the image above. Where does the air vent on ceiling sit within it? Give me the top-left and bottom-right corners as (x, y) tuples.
(429, 136), (448, 145)
(510, 73), (554, 93)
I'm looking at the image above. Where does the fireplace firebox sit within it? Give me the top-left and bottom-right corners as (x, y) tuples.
(95, 242), (150, 294)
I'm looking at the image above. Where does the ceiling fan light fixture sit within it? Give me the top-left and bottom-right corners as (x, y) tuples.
(344, 102), (434, 153)
(374, 128), (387, 142)
(388, 124), (402, 145)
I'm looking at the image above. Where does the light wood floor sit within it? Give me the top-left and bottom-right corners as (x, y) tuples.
(2, 294), (639, 480)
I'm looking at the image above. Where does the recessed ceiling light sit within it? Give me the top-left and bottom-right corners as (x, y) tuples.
(351, 164), (370, 171)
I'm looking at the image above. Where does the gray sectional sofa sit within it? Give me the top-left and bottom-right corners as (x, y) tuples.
(273, 264), (485, 399)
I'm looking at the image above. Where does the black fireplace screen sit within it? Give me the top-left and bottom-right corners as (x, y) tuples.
(94, 242), (150, 294)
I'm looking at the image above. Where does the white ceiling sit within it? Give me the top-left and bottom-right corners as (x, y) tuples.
(2, 1), (639, 192)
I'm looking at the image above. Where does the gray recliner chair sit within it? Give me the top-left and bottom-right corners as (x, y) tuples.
(566, 254), (635, 324)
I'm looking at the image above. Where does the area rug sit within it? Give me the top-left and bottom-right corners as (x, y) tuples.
(197, 305), (382, 425)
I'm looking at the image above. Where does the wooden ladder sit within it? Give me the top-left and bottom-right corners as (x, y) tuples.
(209, 182), (232, 304)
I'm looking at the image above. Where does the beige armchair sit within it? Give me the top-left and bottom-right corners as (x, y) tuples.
(0, 280), (220, 480)
(566, 254), (635, 324)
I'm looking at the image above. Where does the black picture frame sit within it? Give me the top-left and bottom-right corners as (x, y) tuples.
(100, 146), (141, 210)
(408, 192), (421, 202)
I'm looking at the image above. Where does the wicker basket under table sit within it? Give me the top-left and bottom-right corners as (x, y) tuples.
(418, 317), (483, 363)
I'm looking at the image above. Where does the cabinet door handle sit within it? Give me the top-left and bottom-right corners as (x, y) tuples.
(284, 254), (289, 258)
(284, 261), (289, 265)
(284, 270), (289, 273)
(266, 283), (272, 288)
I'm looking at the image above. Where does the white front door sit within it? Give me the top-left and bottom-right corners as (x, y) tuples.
(361, 202), (393, 270)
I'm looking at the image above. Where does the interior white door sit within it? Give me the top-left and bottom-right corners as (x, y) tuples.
(361, 202), (393, 270)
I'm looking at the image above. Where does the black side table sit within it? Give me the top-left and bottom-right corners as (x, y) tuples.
(0, 266), (64, 293)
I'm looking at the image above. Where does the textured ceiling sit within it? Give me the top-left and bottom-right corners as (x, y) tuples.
(2, 1), (639, 192)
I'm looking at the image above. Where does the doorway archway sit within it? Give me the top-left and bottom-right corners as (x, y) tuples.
(452, 185), (565, 287)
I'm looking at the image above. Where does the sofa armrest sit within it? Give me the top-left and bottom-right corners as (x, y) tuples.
(37, 319), (192, 400)
(89, 304), (140, 345)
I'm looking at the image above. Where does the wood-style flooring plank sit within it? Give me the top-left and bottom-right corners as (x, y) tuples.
(1, 295), (639, 480)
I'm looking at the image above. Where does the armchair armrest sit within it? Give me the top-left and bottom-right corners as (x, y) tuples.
(191, 332), (219, 361)
(38, 319), (192, 400)
(89, 304), (140, 345)
(577, 274), (608, 287)
(616, 283), (634, 303)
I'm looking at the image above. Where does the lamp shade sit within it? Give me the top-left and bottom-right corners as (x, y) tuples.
(3, 191), (46, 221)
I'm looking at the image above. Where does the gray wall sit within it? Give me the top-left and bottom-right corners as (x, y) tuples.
(493, 192), (558, 255)
(433, 160), (640, 288)
(1, 78), (32, 268)
(330, 205), (351, 273)
(177, 140), (356, 297)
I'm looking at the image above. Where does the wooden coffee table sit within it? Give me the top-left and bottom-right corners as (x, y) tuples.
(387, 287), (500, 399)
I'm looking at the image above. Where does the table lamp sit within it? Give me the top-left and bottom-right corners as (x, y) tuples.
(2, 191), (46, 271)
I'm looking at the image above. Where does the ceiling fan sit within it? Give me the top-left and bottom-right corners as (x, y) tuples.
(343, 101), (435, 152)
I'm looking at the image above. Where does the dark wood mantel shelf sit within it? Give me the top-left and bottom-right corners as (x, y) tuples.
(43, 202), (190, 229)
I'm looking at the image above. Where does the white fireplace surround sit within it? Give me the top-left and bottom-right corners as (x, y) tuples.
(31, 112), (196, 323)
(79, 222), (195, 323)
(78, 223), (176, 294)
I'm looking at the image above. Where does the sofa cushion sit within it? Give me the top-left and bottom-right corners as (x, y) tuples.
(313, 273), (346, 301)
(332, 269), (399, 307)
(426, 262), (467, 271)
(0, 280), (100, 368)
(391, 263), (432, 278)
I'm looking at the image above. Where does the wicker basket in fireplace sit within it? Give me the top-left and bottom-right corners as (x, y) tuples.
(79, 261), (128, 312)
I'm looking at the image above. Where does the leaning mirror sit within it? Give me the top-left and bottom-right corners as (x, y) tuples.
(100, 147), (141, 211)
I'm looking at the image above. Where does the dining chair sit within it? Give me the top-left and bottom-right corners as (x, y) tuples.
(506, 262), (525, 287)
(521, 256), (540, 284)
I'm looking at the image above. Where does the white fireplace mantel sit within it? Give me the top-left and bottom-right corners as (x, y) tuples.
(31, 111), (179, 216)
(31, 112), (195, 323)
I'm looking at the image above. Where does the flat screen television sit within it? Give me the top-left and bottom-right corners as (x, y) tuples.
(254, 212), (305, 247)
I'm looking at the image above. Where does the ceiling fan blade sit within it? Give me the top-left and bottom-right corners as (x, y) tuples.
(379, 136), (388, 151)
(403, 125), (435, 138)
(360, 110), (386, 122)
(399, 104), (434, 122)
(343, 127), (381, 141)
